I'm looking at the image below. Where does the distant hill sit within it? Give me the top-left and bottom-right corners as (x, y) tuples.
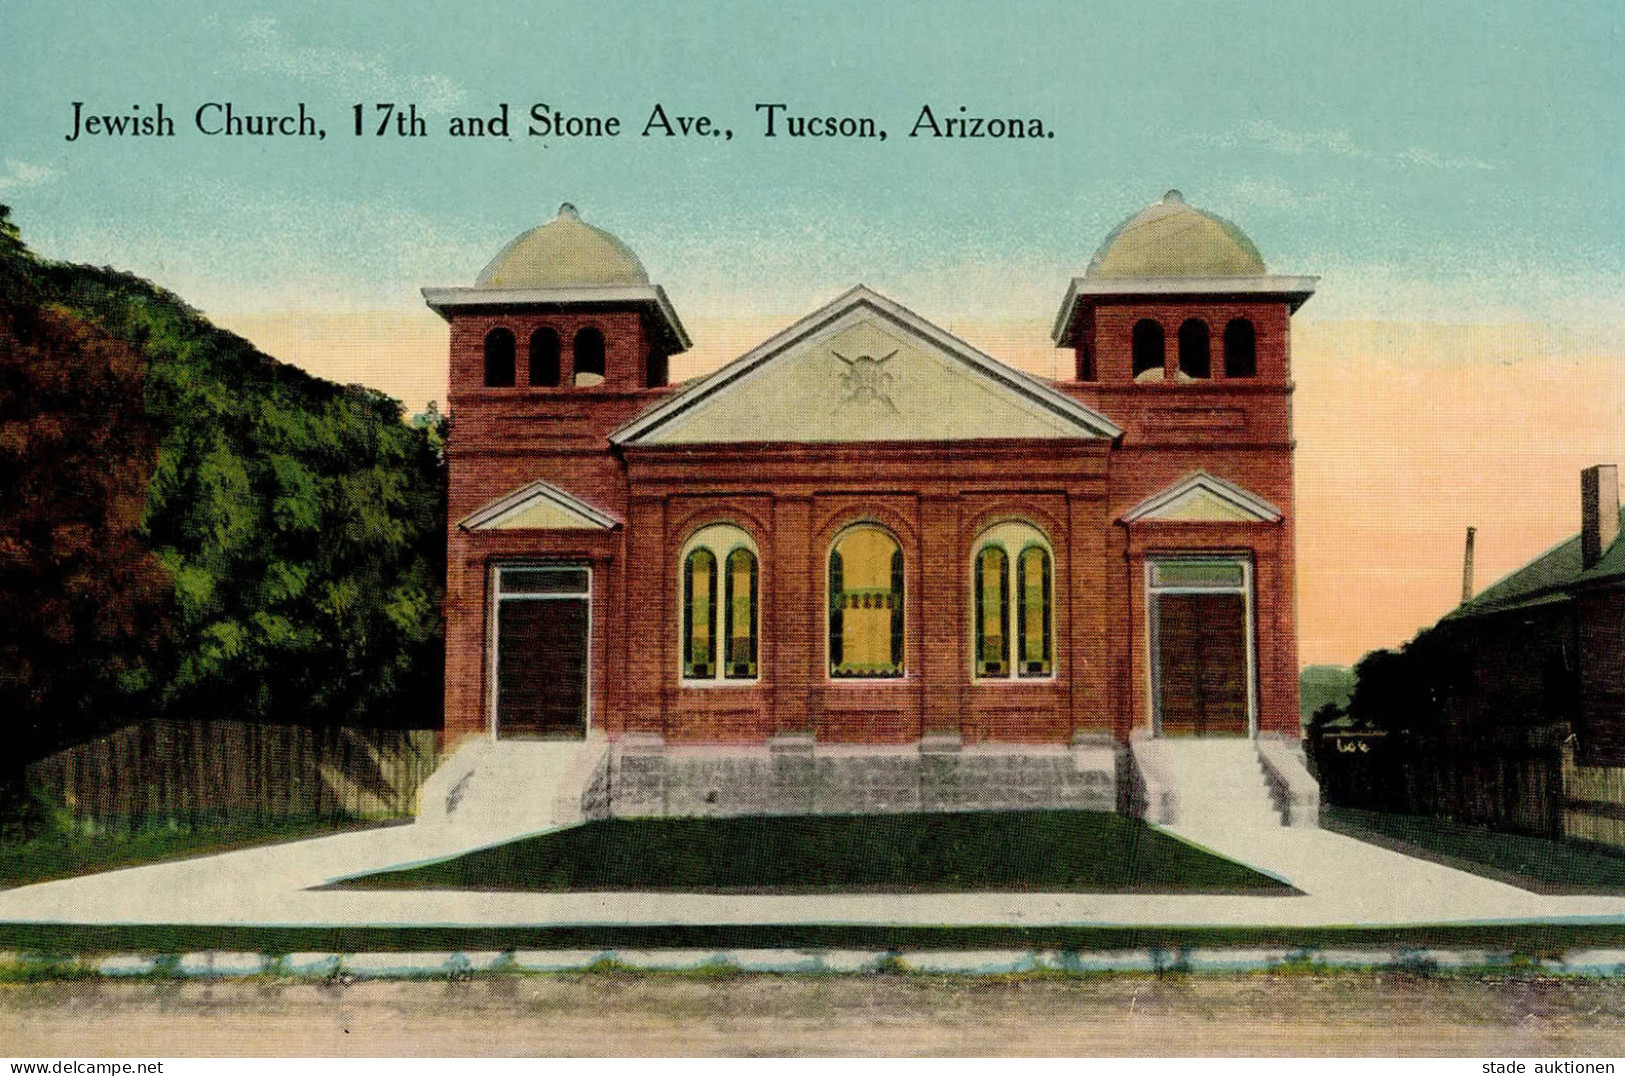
(0, 205), (446, 779)
(1300, 664), (1356, 723)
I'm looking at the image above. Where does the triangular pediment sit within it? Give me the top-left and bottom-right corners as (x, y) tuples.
(458, 480), (621, 531)
(1121, 472), (1282, 524)
(612, 286), (1121, 446)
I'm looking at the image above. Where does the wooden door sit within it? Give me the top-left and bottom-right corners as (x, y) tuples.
(1155, 591), (1249, 737)
(495, 596), (589, 738)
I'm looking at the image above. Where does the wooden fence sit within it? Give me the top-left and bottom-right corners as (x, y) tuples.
(1562, 747), (1625, 851)
(27, 720), (439, 832)
(1312, 730), (1563, 838)
(1310, 728), (1625, 849)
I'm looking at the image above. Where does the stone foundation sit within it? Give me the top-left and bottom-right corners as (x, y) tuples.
(581, 733), (1119, 820)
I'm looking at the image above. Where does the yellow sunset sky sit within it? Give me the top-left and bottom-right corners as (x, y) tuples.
(214, 309), (1625, 670)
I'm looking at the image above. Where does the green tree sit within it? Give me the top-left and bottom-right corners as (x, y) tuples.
(0, 209), (447, 827)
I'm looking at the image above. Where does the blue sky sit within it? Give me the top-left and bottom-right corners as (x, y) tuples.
(5, 0), (1625, 664)
(4, 0), (1624, 323)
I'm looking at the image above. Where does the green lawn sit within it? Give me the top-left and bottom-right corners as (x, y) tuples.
(0, 817), (393, 891)
(1323, 806), (1625, 894)
(338, 810), (1292, 894)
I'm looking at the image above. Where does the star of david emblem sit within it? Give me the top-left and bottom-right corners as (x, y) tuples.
(832, 349), (900, 414)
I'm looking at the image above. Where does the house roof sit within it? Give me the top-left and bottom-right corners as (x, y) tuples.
(1448, 505), (1625, 619)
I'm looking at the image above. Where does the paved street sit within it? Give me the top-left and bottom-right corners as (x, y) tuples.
(8, 975), (1625, 1056)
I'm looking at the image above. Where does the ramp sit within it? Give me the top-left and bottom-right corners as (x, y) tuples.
(415, 736), (609, 844)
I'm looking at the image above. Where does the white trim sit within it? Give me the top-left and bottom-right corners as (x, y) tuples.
(459, 479), (622, 532)
(1145, 555), (1258, 740)
(611, 284), (1122, 446)
(488, 562), (594, 740)
(421, 283), (691, 351)
(1052, 274), (1318, 345)
(1121, 471), (1283, 525)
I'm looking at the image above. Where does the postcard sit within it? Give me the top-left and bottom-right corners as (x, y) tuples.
(4, 0), (1625, 1061)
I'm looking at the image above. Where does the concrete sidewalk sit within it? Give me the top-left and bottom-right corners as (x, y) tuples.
(3, 811), (1625, 932)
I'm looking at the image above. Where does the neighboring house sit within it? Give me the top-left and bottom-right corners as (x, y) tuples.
(1443, 465), (1625, 767)
(421, 192), (1318, 815)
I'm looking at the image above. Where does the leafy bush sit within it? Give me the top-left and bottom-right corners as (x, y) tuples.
(0, 205), (446, 799)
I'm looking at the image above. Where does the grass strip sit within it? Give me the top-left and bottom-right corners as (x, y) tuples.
(1323, 807), (1625, 894)
(338, 810), (1289, 894)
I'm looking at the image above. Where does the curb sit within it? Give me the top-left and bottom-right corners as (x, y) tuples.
(0, 946), (1604, 980)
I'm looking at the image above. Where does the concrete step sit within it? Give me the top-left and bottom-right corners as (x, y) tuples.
(1129, 737), (1286, 829)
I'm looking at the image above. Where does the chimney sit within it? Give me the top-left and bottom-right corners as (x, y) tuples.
(1582, 464), (1621, 570)
(1461, 526), (1476, 604)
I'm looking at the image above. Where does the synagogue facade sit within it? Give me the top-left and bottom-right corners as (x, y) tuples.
(424, 192), (1316, 802)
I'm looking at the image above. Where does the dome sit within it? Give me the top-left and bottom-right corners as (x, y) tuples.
(475, 203), (651, 288)
(1086, 190), (1266, 278)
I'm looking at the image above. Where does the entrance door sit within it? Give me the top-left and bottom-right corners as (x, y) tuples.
(492, 565), (590, 739)
(1150, 559), (1252, 737)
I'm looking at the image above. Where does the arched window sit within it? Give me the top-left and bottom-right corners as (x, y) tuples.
(724, 548), (759, 679)
(1132, 319), (1164, 379)
(529, 327), (561, 387)
(1224, 318), (1257, 378)
(1016, 545), (1053, 676)
(1178, 319), (1211, 379)
(829, 524), (904, 678)
(573, 327), (606, 386)
(974, 545), (1010, 677)
(483, 327), (515, 387)
(681, 548), (717, 680)
(971, 522), (1054, 680)
(680, 525), (760, 683)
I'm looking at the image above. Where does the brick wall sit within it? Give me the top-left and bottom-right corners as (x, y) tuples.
(441, 293), (1303, 748)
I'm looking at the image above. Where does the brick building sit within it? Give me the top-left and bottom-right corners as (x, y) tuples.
(422, 192), (1318, 816)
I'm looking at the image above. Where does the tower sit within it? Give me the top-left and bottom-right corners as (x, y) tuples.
(423, 204), (690, 745)
(1051, 190), (1318, 739)
(1051, 189), (1315, 445)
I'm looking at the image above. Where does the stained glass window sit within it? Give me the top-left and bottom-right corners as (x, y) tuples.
(1017, 545), (1053, 676)
(974, 545), (1009, 677)
(724, 547), (758, 679)
(829, 525), (904, 678)
(680, 525), (759, 683)
(972, 524), (1054, 680)
(682, 548), (717, 680)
